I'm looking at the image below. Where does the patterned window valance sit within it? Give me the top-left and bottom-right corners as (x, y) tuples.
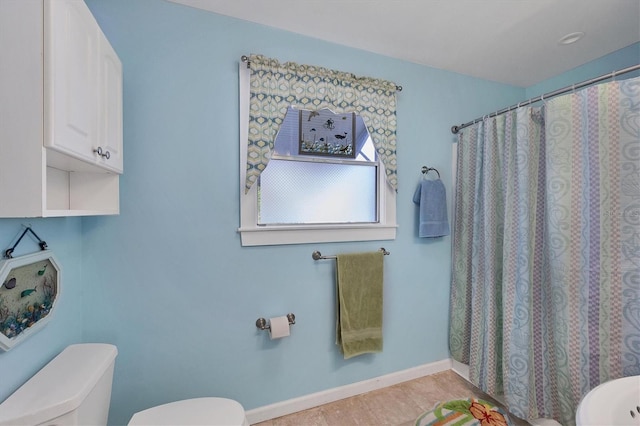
(245, 54), (399, 193)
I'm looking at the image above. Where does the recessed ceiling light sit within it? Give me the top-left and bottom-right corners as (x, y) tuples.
(559, 32), (585, 45)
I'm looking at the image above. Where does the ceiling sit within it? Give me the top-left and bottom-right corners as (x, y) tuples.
(167, 0), (640, 87)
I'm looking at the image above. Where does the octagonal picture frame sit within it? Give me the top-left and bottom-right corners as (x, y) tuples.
(0, 250), (61, 351)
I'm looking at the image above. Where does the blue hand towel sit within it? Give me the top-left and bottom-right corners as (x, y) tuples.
(413, 179), (450, 238)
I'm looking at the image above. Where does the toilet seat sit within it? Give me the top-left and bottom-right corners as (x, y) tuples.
(128, 397), (248, 426)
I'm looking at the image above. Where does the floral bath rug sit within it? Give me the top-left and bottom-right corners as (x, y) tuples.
(415, 398), (512, 426)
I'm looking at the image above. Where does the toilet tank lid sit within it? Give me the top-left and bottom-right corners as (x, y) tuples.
(0, 343), (117, 426)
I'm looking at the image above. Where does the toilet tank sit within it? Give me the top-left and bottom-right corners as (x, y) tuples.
(0, 343), (118, 426)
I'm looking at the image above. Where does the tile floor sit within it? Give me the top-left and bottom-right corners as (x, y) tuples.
(253, 370), (530, 426)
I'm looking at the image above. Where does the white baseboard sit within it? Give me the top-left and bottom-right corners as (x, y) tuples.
(451, 358), (469, 380)
(245, 358), (452, 424)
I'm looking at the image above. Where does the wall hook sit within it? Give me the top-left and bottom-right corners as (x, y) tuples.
(4, 226), (48, 259)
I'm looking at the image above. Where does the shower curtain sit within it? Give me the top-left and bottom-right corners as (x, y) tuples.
(450, 76), (640, 425)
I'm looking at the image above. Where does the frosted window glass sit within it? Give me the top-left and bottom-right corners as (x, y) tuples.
(259, 160), (378, 224)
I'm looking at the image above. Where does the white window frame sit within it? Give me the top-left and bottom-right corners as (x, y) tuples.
(238, 64), (397, 246)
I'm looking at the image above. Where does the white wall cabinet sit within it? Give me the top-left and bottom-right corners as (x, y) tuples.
(0, 0), (123, 217)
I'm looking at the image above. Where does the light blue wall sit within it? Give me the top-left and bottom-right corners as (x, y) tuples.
(1, 0), (635, 425)
(526, 42), (640, 98)
(80, 1), (523, 424)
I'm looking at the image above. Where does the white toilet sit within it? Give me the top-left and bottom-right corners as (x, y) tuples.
(0, 343), (118, 425)
(0, 342), (248, 426)
(128, 397), (249, 426)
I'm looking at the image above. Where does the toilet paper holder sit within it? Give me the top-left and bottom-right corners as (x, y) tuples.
(256, 313), (296, 331)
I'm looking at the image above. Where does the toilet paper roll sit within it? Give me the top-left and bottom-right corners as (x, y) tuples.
(269, 316), (291, 339)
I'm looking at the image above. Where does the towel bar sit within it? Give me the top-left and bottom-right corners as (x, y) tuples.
(312, 247), (390, 260)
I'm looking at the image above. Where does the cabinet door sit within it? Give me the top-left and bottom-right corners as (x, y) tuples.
(44, 0), (100, 166)
(97, 33), (123, 173)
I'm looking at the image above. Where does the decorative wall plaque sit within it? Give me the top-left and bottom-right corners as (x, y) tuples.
(299, 109), (356, 158)
(0, 251), (61, 351)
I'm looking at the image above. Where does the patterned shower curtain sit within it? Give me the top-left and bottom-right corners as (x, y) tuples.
(450, 76), (640, 425)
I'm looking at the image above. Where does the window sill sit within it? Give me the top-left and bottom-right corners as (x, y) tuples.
(238, 224), (397, 247)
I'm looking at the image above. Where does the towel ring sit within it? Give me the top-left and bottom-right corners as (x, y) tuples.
(421, 166), (440, 179)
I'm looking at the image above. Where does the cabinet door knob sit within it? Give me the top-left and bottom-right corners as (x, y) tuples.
(93, 147), (111, 160)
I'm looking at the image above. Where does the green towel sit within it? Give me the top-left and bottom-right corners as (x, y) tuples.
(336, 251), (384, 359)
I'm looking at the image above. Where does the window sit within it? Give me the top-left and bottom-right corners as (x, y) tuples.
(238, 63), (397, 246)
(259, 107), (379, 225)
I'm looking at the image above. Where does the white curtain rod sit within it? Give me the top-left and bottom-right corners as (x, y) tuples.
(450, 64), (640, 134)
